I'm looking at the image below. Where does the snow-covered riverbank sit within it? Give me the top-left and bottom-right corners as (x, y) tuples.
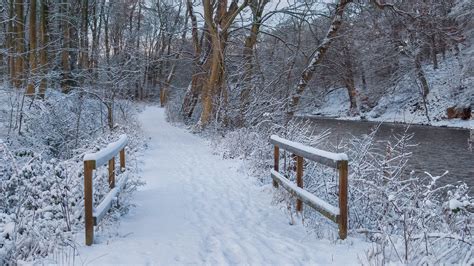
(299, 113), (472, 129)
(302, 58), (473, 130)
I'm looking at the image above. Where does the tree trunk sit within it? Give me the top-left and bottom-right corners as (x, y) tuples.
(61, 0), (71, 92)
(38, 0), (49, 97)
(361, 67), (367, 92)
(14, 0), (25, 89)
(415, 51), (430, 98)
(26, 0), (37, 96)
(8, 0), (15, 86)
(104, 2), (110, 64)
(181, 0), (205, 118)
(197, 0), (248, 128)
(285, 0), (352, 122)
(239, 0), (268, 126)
(342, 39), (358, 116)
(159, 0), (184, 106)
(344, 77), (358, 116)
(136, 0), (142, 50)
(430, 34), (438, 70)
(80, 0), (89, 71)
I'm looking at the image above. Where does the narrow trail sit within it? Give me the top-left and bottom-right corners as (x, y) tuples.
(78, 106), (366, 265)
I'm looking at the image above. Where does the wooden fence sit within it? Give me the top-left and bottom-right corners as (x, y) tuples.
(83, 135), (128, 246)
(270, 135), (349, 239)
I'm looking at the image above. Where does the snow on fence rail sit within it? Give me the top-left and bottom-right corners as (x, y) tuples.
(83, 134), (128, 246)
(270, 135), (348, 239)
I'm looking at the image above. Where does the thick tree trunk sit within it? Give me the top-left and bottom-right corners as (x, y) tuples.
(183, 71), (207, 118)
(26, 0), (37, 96)
(285, 0), (352, 122)
(199, 33), (226, 127)
(197, 0), (248, 128)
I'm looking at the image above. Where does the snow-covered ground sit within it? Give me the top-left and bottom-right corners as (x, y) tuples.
(302, 58), (473, 129)
(75, 106), (368, 265)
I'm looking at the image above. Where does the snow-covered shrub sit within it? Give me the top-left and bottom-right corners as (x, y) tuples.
(206, 120), (472, 264)
(210, 119), (330, 180)
(341, 129), (472, 264)
(0, 92), (144, 264)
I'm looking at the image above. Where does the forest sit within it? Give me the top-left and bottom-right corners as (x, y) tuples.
(0, 0), (472, 264)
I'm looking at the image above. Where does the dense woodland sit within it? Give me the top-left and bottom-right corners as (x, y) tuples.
(1, 0), (472, 129)
(0, 0), (472, 264)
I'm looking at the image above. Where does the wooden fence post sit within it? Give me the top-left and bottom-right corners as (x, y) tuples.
(120, 148), (125, 171)
(338, 160), (348, 240)
(296, 156), (304, 212)
(273, 146), (279, 188)
(84, 160), (95, 246)
(108, 157), (115, 188)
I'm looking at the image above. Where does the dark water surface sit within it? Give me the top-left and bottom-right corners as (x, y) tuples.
(303, 117), (473, 192)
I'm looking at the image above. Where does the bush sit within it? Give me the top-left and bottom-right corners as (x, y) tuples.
(202, 118), (472, 264)
(0, 92), (144, 264)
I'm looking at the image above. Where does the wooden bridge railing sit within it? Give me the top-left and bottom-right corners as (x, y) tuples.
(83, 134), (128, 246)
(270, 135), (349, 239)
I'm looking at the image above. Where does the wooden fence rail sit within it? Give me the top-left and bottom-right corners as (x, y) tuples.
(83, 135), (128, 246)
(270, 135), (349, 239)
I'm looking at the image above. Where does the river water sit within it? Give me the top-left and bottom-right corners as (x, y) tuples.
(302, 117), (473, 193)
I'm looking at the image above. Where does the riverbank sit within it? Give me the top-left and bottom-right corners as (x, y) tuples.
(301, 57), (473, 130)
(298, 113), (472, 130)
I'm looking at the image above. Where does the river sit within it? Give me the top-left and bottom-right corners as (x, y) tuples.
(303, 117), (473, 193)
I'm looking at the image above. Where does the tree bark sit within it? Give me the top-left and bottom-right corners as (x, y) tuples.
(26, 0), (37, 96)
(38, 0), (49, 97)
(14, 0), (25, 89)
(430, 34), (438, 70)
(60, 0), (71, 92)
(342, 39), (358, 116)
(197, 0), (248, 128)
(8, 0), (15, 86)
(104, 2), (110, 64)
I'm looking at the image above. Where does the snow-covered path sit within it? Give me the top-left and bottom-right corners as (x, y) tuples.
(78, 106), (365, 265)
